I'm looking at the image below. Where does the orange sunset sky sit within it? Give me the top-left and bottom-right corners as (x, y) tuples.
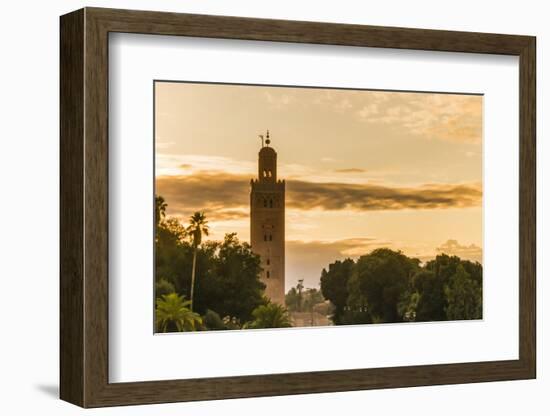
(155, 81), (483, 289)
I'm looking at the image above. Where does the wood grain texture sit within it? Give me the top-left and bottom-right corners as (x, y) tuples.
(59, 8), (84, 407)
(59, 7), (537, 408)
(518, 38), (537, 376)
(83, 10), (110, 406)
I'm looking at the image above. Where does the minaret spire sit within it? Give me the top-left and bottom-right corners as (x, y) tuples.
(250, 129), (285, 305)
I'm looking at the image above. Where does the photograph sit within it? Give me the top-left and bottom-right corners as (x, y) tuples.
(153, 81), (483, 333)
(54, 6), (538, 409)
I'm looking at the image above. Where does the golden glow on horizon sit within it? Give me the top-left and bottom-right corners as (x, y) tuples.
(155, 82), (483, 287)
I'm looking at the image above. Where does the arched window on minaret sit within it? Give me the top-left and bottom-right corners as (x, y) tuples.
(266, 271), (270, 278)
(263, 199), (267, 208)
(269, 199), (273, 208)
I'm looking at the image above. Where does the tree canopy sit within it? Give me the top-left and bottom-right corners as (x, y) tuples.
(319, 258), (355, 324)
(246, 303), (292, 329)
(320, 249), (482, 325)
(155, 293), (203, 332)
(155, 195), (483, 331)
(155, 197), (266, 330)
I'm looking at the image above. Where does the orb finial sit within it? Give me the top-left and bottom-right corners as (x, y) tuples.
(265, 129), (271, 146)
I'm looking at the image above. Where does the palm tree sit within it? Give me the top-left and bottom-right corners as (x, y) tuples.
(247, 303), (293, 329)
(186, 211), (209, 311)
(155, 293), (203, 332)
(155, 195), (167, 227)
(296, 279), (304, 312)
(155, 196), (168, 243)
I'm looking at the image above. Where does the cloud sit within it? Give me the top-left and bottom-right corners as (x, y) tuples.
(357, 103), (380, 118)
(156, 171), (482, 221)
(436, 239), (483, 263)
(287, 179), (481, 211)
(286, 238), (386, 288)
(286, 238), (483, 288)
(156, 172), (250, 221)
(264, 90), (296, 109)
(334, 98), (353, 112)
(261, 88), (482, 144)
(334, 168), (366, 173)
(288, 237), (389, 258)
(356, 93), (482, 144)
(156, 153), (256, 177)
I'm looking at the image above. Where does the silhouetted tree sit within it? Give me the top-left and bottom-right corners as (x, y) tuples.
(413, 270), (447, 322)
(201, 233), (265, 322)
(320, 258), (355, 324)
(155, 198), (266, 325)
(155, 213), (192, 296)
(285, 287), (300, 311)
(445, 264), (482, 320)
(186, 212), (210, 311)
(286, 286), (325, 313)
(354, 249), (419, 323)
(155, 195), (167, 229)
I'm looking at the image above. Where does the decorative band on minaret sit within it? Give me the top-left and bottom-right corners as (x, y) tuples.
(250, 130), (285, 305)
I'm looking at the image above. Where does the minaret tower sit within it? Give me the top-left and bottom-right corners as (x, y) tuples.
(250, 130), (285, 305)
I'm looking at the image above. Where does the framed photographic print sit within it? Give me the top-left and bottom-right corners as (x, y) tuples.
(60, 7), (536, 408)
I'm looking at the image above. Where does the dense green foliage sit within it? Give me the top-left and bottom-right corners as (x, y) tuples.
(155, 196), (482, 331)
(413, 270), (446, 321)
(444, 264), (482, 320)
(320, 250), (482, 325)
(202, 309), (226, 330)
(155, 196), (266, 330)
(245, 303), (293, 329)
(155, 293), (203, 332)
(155, 278), (176, 298)
(354, 249), (419, 323)
(319, 259), (355, 324)
(186, 211), (210, 311)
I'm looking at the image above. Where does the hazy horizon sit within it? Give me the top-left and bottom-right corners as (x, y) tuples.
(155, 81), (483, 289)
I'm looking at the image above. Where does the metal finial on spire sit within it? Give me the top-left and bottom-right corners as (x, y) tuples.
(265, 129), (271, 146)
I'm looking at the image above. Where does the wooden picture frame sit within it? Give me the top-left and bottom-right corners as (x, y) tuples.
(60, 7), (536, 408)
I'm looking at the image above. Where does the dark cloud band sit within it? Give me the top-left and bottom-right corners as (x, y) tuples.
(287, 180), (481, 211)
(156, 172), (481, 220)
